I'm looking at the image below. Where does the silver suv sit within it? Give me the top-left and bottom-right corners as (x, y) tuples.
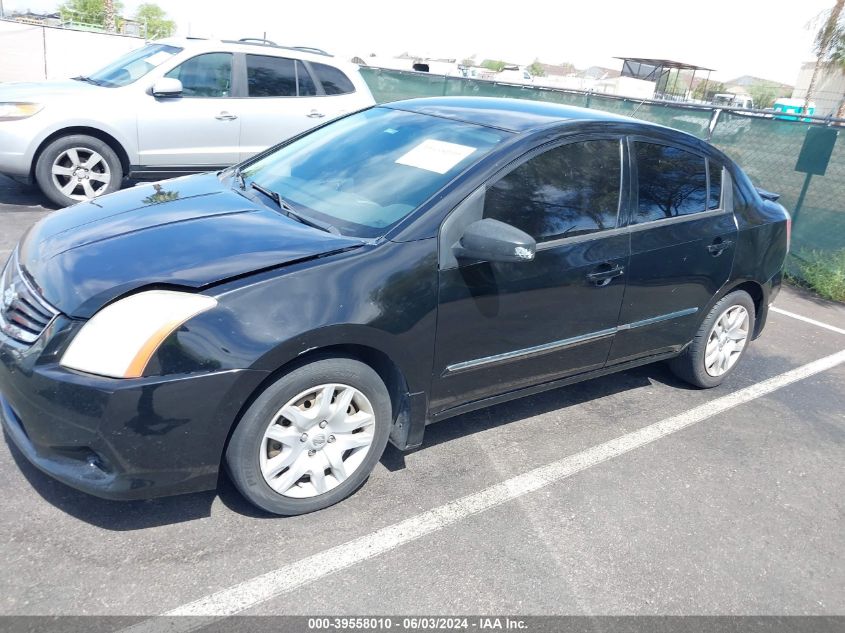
(0, 37), (376, 207)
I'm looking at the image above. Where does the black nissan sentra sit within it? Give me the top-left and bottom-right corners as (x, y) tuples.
(0, 97), (789, 515)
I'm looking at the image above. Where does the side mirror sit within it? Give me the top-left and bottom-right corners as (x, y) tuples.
(151, 78), (183, 98)
(453, 218), (536, 263)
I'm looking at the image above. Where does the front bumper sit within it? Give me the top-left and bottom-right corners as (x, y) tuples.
(0, 327), (268, 500)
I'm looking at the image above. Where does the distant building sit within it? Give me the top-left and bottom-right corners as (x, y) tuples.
(8, 11), (62, 27)
(792, 62), (845, 118)
(534, 62), (577, 78)
(580, 66), (620, 81)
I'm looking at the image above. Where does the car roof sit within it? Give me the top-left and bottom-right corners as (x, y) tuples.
(157, 37), (350, 67)
(384, 96), (662, 133)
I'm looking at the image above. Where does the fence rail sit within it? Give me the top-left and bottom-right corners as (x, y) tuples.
(360, 67), (845, 266)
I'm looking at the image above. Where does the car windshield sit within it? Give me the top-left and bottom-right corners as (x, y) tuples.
(85, 44), (183, 87)
(241, 107), (512, 238)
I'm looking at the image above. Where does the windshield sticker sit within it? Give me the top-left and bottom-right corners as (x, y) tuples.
(395, 139), (477, 174)
(145, 51), (175, 66)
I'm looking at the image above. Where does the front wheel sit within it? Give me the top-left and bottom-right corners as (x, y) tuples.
(226, 357), (392, 515)
(668, 290), (756, 388)
(35, 134), (123, 207)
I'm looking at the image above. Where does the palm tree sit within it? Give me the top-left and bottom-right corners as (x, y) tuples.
(804, 0), (845, 112)
(104, 0), (117, 32)
(831, 29), (845, 117)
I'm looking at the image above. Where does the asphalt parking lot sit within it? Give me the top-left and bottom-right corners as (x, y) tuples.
(1, 174), (844, 621)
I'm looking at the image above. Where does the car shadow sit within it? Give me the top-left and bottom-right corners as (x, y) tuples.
(4, 431), (220, 528)
(5, 360), (694, 529)
(0, 175), (54, 209)
(379, 360), (695, 471)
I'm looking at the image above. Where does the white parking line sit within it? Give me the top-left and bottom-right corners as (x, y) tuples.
(121, 348), (845, 633)
(771, 306), (845, 336)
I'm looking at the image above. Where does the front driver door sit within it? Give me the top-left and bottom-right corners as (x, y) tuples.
(430, 137), (630, 414)
(137, 52), (241, 170)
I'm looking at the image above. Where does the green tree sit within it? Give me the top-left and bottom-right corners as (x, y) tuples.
(527, 58), (545, 77)
(480, 59), (506, 72)
(748, 81), (783, 109)
(59, 0), (124, 28)
(664, 69), (690, 97)
(693, 80), (726, 102)
(135, 3), (176, 39)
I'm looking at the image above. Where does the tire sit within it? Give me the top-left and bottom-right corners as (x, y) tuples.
(35, 134), (123, 207)
(668, 290), (756, 389)
(226, 357), (392, 516)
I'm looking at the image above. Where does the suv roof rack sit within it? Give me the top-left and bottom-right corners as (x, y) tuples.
(222, 38), (333, 57)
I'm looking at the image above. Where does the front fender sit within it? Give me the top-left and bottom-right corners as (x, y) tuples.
(145, 239), (440, 396)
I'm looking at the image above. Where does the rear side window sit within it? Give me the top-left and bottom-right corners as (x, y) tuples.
(634, 142), (707, 223)
(246, 54), (297, 96)
(483, 139), (622, 242)
(708, 160), (722, 209)
(165, 52), (232, 97)
(310, 62), (356, 95)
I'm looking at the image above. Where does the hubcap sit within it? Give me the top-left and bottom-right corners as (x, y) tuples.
(259, 384), (376, 498)
(51, 147), (111, 201)
(704, 305), (749, 377)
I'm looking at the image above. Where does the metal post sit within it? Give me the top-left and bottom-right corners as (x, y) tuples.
(707, 108), (722, 141)
(793, 173), (813, 227)
(689, 69), (697, 102)
(0, 0), (5, 19)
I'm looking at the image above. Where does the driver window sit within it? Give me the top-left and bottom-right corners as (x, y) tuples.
(165, 53), (233, 98)
(483, 139), (622, 242)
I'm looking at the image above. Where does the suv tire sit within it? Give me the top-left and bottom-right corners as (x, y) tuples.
(35, 134), (123, 207)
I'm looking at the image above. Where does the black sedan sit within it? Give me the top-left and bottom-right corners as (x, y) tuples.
(0, 97), (790, 515)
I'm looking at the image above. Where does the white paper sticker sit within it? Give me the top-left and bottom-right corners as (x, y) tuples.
(395, 139), (477, 174)
(145, 51), (176, 66)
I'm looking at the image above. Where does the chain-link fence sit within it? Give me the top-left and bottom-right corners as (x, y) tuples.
(360, 67), (845, 270)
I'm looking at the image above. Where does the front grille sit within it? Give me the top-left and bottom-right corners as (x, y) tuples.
(0, 252), (59, 344)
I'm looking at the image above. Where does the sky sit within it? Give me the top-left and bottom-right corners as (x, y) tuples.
(3, 0), (835, 85)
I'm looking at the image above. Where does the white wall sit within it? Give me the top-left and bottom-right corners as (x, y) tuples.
(594, 76), (656, 100)
(0, 19), (145, 83)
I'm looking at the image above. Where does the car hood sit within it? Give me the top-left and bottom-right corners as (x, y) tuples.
(0, 80), (102, 101)
(18, 174), (365, 318)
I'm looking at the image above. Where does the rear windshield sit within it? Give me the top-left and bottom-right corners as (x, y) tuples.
(241, 107), (511, 238)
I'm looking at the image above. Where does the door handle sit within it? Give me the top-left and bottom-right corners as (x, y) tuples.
(215, 112), (238, 121)
(307, 110), (326, 118)
(707, 238), (733, 256)
(586, 264), (624, 287)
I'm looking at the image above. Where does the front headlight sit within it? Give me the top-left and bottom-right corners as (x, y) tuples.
(0, 102), (44, 122)
(60, 290), (218, 379)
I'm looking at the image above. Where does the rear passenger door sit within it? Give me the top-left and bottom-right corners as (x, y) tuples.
(236, 55), (355, 160)
(306, 60), (367, 119)
(607, 139), (737, 365)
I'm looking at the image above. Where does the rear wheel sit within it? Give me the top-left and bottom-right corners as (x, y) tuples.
(668, 290), (755, 388)
(35, 134), (123, 207)
(226, 357), (392, 515)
